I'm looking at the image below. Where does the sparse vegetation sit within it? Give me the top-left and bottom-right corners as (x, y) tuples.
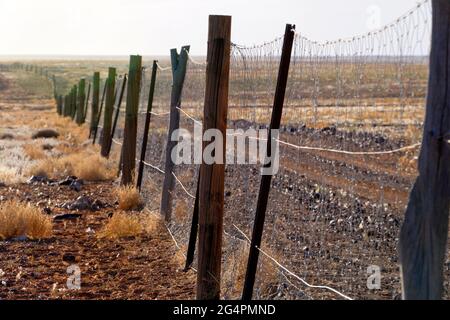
(116, 185), (144, 211)
(0, 201), (52, 240)
(98, 212), (143, 239)
(23, 143), (47, 160)
(29, 151), (115, 181)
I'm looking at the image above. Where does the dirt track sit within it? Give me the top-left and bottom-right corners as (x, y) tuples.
(0, 70), (196, 300)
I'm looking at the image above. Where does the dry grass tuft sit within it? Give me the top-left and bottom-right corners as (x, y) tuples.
(98, 212), (143, 240)
(28, 151), (115, 181)
(0, 201), (52, 240)
(116, 185), (143, 211)
(23, 143), (47, 160)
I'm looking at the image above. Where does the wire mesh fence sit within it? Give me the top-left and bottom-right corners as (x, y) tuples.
(36, 0), (449, 300)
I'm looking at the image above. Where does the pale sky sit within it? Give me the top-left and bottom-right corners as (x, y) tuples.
(0, 0), (424, 56)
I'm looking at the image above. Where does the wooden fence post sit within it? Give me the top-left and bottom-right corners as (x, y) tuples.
(197, 15), (232, 300)
(71, 85), (78, 120)
(63, 95), (70, 117)
(83, 81), (91, 123)
(101, 68), (117, 157)
(76, 79), (86, 125)
(137, 61), (158, 191)
(185, 174), (200, 271)
(121, 56), (142, 185)
(160, 45), (190, 221)
(93, 81), (107, 144)
(108, 74), (127, 157)
(57, 95), (63, 115)
(90, 72), (100, 137)
(242, 24), (295, 301)
(399, 0), (450, 300)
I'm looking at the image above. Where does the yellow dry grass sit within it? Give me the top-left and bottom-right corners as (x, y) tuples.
(98, 212), (143, 239)
(29, 151), (115, 181)
(23, 143), (47, 160)
(0, 201), (52, 240)
(116, 185), (143, 211)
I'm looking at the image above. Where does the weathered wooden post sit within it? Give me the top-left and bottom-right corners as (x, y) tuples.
(399, 0), (450, 300)
(71, 85), (78, 120)
(185, 175), (200, 271)
(108, 74), (127, 157)
(90, 72), (100, 137)
(93, 81), (107, 144)
(63, 95), (70, 117)
(160, 45), (190, 221)
(121, 56), (142, 185)
(76, 79), (86, 125)
(101, 68), (117, 157)
(57, 95), (63, 115)
(242, 24), (295, 301)
(83, 81), (91, 123)
(197, 15), (231, 300)
(52, 75), (57, 100)
(137, 61), (158, 191)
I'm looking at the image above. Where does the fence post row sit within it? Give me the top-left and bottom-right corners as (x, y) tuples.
(101, 67), (117, 157)
(241, 23), (295, 301)
(160, 45), (191, 222)
(121, 55), (142, 185)
(399, 0), (450, 300)
(137, 61), (158, 191)
(76, 78), (86, 125)
(90, 72), (100, 138)
(196, 15), (232, 301)
(93, 80), (108, 144)
(108, 74), (128, 157)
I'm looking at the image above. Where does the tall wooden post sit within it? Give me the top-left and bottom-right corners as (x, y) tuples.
(63, 95), (70, 117)
(76, 79), (86, 125)
(83, 81), (91, 123)
(121, 56), (142, 185)
(242, 24), (295, 301)
(137, 61), (158, 191)
(71, 85), (78, 120)
(57, 95), (63, 115)
(108, 75), (127, 157)
(197, 15), (231, 300)
(101, 68), (117, 157)
(90, 72), (100, 137)
(160, 45), (190, 221)
(185, 174), (200, 271)
(399, 0), (450, 300)
(93, 81), (107, 144)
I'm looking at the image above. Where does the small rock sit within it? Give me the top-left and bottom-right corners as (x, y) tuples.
(43, 207), (52, 215)
(69, 180), (83, 192)
(58, 176), (79, 186)
(62, 253), (76, 263)
(42, 144), (54, 151)
(12, 235), (28, 242)
(32, 129), (59, 139)
(0, 133), (14, 140)
(27, 176), (48, 184)
(53, 213), (82, 221)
